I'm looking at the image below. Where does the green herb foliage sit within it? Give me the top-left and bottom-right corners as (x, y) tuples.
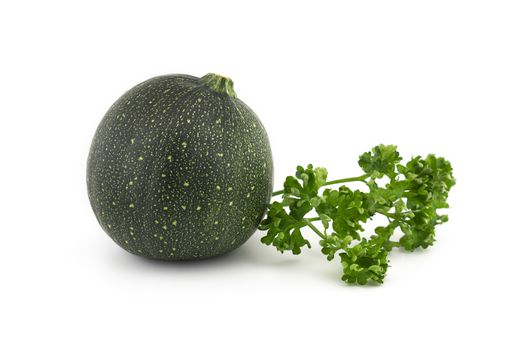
(259, 145), (455, 285)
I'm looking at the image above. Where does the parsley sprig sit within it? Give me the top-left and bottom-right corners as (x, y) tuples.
(259, 145), (455, 285)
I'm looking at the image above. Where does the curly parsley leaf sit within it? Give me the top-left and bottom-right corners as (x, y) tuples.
(259, 144), (455, 285)
(259, 202), (311, 255)
(358, 144), (402, 179)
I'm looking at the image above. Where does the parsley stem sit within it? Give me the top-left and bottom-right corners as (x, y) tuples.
(323, 174), (370, 186)
(382, 210), (420, 219)
(272, 174), (370, 196)
(387, 241), (401, 248)
(304, 221), (326, 239)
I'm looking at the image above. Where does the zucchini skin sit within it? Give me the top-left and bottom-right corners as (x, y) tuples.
(87, 74), (273, 260)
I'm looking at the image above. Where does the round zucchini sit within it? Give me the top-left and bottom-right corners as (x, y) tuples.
(87, 73), (273, 260)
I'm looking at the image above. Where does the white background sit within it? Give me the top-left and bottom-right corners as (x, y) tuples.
(1, 1), (525, 349)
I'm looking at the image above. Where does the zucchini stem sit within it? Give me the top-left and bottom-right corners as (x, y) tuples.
(201, 73), (237, 98)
